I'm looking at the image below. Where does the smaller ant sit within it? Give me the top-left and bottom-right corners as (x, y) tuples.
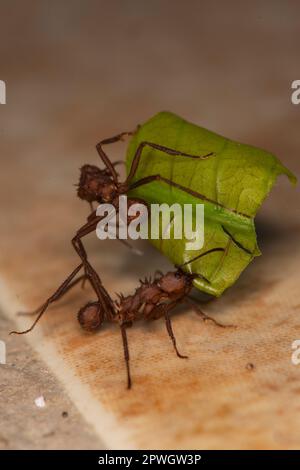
(11, 248), (233, 389)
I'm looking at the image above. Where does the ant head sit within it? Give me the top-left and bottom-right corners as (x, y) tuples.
(77, 301), (105, 332)
(158, 271), (188, 295)
(77, 164), (115, 203)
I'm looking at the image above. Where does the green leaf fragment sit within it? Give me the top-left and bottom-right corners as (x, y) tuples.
(126, 111), (297, 296)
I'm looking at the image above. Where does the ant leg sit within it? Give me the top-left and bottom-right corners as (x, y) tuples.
(125, 141), (214, 185)
(120, 325), (132, 389)
(96, 131), (136, 183)
(74, 241), (115, 321)
(18, 273), (88, 317)
(185, 298), (235, 328)
(10, 264), (84, 335)
(129, 174), (248, 218)
(72, 218), (115, 320)
(163, 303), (188, 359)
(89, 201), (95, 213)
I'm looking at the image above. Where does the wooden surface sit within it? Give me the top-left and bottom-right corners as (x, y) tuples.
(0, 1), (300, 449)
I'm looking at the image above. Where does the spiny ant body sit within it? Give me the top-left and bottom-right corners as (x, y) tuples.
(77, 268), (196, 389)
(11, 248), (231, 389)
(77, 248), (231, 388)
(78, 267), (195, 330)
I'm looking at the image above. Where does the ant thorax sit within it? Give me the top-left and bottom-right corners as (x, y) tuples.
(115, 271), (192, 326)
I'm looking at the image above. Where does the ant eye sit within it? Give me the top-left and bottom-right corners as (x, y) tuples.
(77, 302), (104, 331)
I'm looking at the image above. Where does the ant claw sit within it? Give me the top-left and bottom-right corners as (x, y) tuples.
(177, 352), (189, 359)
(203, 316), (236, 329)
(9, 328), (30, 336)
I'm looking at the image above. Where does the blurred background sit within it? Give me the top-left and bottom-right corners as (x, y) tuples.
(0, 0), (300, 450)
(1, 0), (299, 239)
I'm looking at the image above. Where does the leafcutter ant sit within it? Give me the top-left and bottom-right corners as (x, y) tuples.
(11, 248), (233, 389)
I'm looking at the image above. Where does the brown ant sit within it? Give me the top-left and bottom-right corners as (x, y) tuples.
(11, 248), (233, 389)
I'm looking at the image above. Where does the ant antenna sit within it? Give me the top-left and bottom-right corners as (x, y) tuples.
(178, 247), (225, 269)
(177, 247), (225, 284)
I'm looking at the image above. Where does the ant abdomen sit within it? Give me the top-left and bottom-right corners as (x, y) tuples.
(77, 301), (104, 332)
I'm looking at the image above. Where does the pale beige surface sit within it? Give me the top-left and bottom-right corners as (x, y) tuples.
(0, 311), (104, 450)
(0, 1), (300, 449)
